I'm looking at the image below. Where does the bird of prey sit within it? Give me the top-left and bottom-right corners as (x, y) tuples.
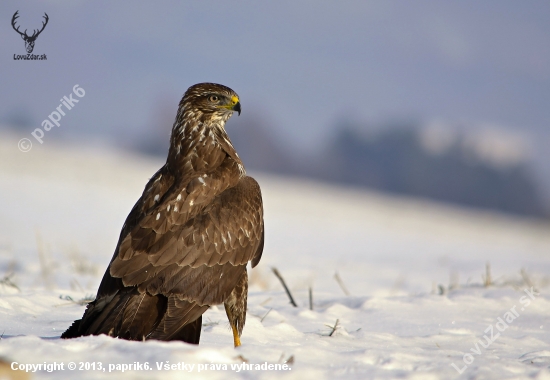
(62, 83), (264, 347)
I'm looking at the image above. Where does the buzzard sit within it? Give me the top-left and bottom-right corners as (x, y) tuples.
(62, 83), (264, 347)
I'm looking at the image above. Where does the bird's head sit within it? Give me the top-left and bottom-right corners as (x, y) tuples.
(168, 83), (244, 171)
(181, 83), (241, 121)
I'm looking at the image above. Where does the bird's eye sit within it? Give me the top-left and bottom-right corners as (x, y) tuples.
(208, 95), (219, 103)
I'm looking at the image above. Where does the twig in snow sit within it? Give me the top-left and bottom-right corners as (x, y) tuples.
(277, 353), (294, 365)
(259, 297), (272, 306)
(326, 319), (340, 337)
(309, 286), (313, 311)
(260, 308), (272, 322)
(334, 271), (350, 296)
(57, 294), (95, 306)
(202, 318), (219, 327)
(36, 230), (54, 289)
(234, 355), (249, 363)
(482, 262), (492, 287)
(521, 268), (536, 292)
(271, 267), (297, 307)
(0, 272), (19, 291)
(70, 278), (84, 292)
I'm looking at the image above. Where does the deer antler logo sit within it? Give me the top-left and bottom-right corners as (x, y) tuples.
(11, 10), (49, 54)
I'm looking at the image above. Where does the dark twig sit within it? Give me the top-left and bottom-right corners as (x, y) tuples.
(277, 353), (295, 365)
(334, 271), (350, 296)
(234, 355), (249, 363)
(309, 286), (313, 311)
(271, 267), (297, 307)
(0, 272), (20, 291)
(326, 319), (340, 337)
(260, 308), (272, 322)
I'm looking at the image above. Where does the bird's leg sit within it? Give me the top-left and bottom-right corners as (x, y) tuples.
(224, 303), (241, 347)
(224, 269), (248, 347)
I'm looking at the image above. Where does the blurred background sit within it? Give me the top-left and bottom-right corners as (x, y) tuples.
(2, 4), (550, 373)
(2, 0), (550, 218)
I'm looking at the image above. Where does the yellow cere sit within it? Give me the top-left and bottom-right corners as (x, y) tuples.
(230, 95), (239, 105)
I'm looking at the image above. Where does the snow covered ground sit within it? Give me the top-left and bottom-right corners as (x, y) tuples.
(1, 131), (549, 379)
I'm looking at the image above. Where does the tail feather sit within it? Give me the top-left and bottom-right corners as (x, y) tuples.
(171, 315), (202, 344)
(148, 296), (208, 342)
(61, 319), (82, 339)
(61, 288), (203, 344)
(61, 263), (207, 344)
(83, 292), (128, 336)
(118, 292), (166, 340)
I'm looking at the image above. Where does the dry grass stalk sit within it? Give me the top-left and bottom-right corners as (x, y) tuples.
(482, 262), (492, 287)
(326, 319), (340, 337)
(272, 267), (297, 307)
(260, 308), (272, 322)
(334, 271), (350, 296)
(35, 230), (54, 289)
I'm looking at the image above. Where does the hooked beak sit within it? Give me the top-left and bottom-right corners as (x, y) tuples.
(219, 95), (241, 115)
(233, 101), (241, 116)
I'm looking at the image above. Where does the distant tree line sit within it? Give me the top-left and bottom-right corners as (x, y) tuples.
(133, 115), (549, 218)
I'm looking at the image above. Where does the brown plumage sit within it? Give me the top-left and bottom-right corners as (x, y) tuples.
(62, 83), (264, 346)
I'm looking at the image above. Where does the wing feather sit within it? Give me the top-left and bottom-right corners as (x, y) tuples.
(108, 175), (263, 305)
